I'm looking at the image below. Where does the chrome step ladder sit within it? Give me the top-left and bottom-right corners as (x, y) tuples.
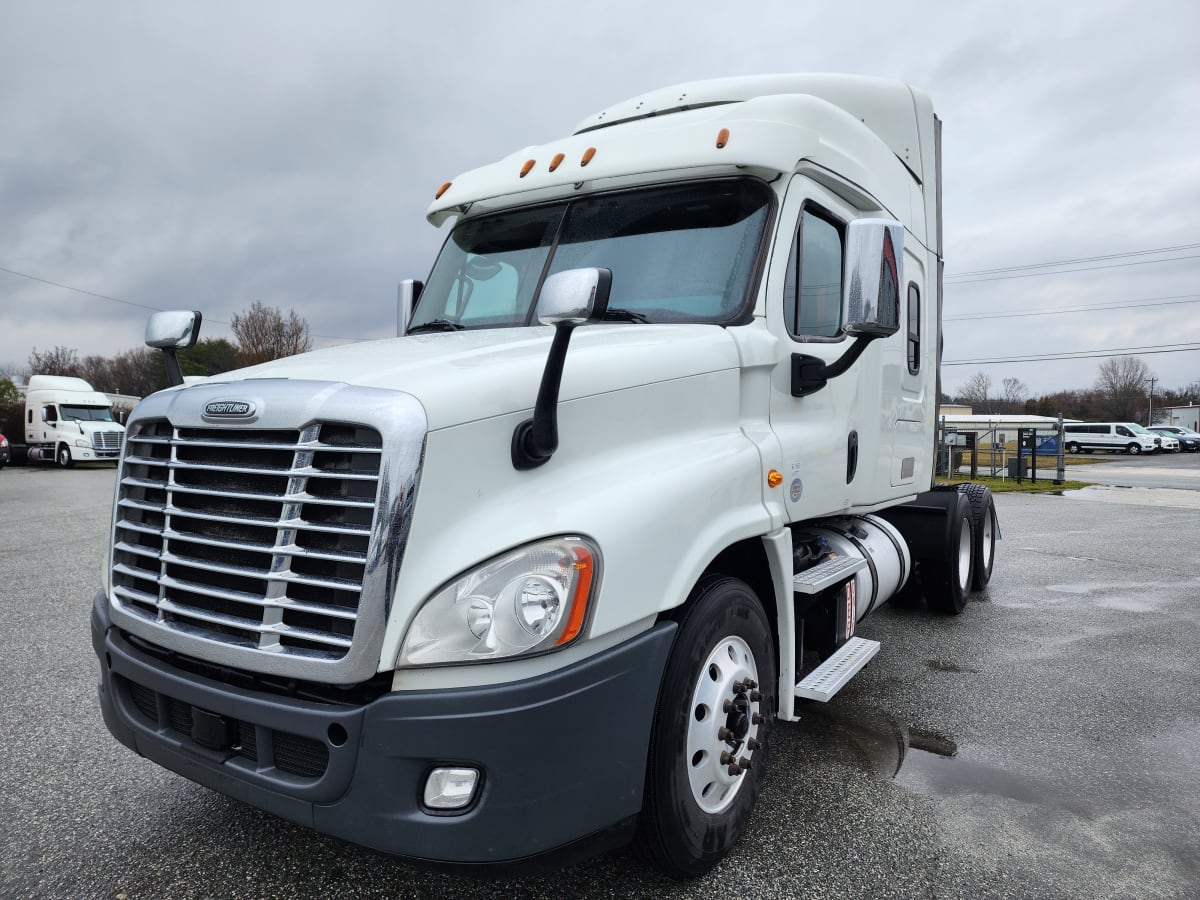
(792, 555), (879, 703)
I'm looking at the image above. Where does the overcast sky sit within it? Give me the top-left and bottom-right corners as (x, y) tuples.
(2, 0), (1197, 399)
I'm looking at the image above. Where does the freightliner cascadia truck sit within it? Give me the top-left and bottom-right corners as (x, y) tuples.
(92, 75), (998, 877)
(22, 375), (125, 466)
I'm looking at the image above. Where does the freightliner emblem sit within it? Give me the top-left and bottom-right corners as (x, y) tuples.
(204, 400), (256, 418)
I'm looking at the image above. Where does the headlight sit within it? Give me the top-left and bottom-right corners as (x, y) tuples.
(398, 536), (599, 667)
(75, 438), (91, 447)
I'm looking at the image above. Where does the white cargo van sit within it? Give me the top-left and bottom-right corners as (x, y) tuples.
(1062, 422), (1161, 455)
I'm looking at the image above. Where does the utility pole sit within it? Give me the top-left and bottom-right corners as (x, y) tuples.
(1148, 377), (1157, 425)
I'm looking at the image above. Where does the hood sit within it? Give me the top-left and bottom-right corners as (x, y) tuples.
(213, 325), (742, 430)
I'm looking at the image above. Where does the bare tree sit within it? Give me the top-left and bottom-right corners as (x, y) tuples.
(28, 346), (81, 377)
(231, 302), (313, 366)
(1093, 356), (1152, 422)
(1001, 377), (1027, 411)
(957, 371), (994, 413)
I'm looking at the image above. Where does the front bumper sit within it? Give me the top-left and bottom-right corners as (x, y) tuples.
(92, 592), (676, 867)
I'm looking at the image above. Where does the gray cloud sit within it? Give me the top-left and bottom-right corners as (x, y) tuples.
(2, 0), (1197, 396)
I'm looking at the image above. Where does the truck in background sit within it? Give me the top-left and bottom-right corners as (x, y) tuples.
(92, 74), (999, 877)
(22, 375), (125, 467)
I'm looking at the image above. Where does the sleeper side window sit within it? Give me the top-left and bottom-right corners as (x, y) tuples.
(783, 207), (844, 338)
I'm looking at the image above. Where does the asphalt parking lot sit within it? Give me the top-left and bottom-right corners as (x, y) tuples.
(1, 463), (1198, 899)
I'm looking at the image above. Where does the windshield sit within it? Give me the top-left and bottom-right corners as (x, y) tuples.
(60, 405), (115, 423)
(411, 179), (772, 331)
(1129, 424), (1153, 435)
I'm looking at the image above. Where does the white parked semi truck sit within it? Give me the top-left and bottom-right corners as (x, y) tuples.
(92, 75), (998, 877)
(23, 375), (125, 466)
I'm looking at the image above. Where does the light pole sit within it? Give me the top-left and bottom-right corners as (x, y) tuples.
(1148, 377), (1157, 425)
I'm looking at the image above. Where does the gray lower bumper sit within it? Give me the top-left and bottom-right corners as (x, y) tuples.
(92, 591), (676, 866)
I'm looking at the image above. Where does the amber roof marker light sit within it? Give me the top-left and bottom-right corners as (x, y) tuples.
(520, 159), (536, 178)
(549, 152), (565, 172)
(435, 181), (452, 199)
(716, 128), (730, 149)
(581, 147), (596, 166)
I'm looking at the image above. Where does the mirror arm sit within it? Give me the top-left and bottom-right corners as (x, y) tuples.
(790, 334), (877, 398)
(162, 349), (185, 387)
(511, 323), (576, 470)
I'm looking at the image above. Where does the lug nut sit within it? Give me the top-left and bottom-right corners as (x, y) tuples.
(732, 680), (746, 693)
(752, 713), (764, 725)
(720, 751), (735, 766)
(718, 727), (734, 742)
(747, 738), (761, 751)
(727, 765), (742, 776)
(723, 699), (735, 713)
(745, 679), (757, 690)
(750, 690), (763, 702)
(738, 757), (752, 770)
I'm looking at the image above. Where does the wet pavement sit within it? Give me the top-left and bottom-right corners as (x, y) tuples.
(1, 466), (1198, 898)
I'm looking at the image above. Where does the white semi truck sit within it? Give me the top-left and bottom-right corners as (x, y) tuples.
(92, 75), (998, 877)
(23, 375), (125, 466)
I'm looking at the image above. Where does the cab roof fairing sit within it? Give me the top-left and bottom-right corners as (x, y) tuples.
(425, 93), (912, 232)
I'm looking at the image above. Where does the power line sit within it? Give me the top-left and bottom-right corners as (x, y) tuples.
(0, 263), (370, 342)
(945, 293), (1200, 322)
(944, 343), (1200, 366)
(946, 242), (1200, 278)
(944, 254), (1200, 285)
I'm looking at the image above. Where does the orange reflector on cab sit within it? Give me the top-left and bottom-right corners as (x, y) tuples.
(520, 159), (536, 178)
(435, 181), (452, 199)
(716, 128), (730, 149)
(549, 152), (565, 172)
(556, 552), (595, 646)
(581, 147), (596, 166)
(767, 470), (783, 488)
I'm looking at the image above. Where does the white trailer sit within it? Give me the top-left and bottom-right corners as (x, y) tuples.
(24, 375), (125, 466)
(92, 75), (998, 877)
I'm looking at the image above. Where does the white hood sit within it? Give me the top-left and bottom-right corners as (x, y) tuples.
(212, 324), (743, 430)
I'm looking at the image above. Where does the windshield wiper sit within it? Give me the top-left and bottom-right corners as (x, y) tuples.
(407, 319), (465, 334)
(602, 308), (649, 323)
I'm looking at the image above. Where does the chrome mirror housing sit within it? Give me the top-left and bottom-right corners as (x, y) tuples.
(841, 219), (902, 338)
(535, 268), (612, 325)
(145, 310), (202, 350)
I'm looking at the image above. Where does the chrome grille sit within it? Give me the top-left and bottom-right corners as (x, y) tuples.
(112, 420), (383, 661)
(93, 429), (124, 455)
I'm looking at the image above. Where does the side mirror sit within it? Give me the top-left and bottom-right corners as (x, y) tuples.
(512, 268), (612, 470)
(145, 310), (203, 387)
(397, 279), (423, 336)
(145, 310), (202, 349)
(535, 267), (612, 325)
(841, 218), (903, 337)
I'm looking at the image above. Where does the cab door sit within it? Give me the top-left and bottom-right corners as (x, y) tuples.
(765, 175), (910, 521)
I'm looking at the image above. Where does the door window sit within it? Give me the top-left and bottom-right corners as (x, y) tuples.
(783, 208), (844, 338)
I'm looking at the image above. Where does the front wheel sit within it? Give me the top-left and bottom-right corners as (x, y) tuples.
(1065, 441), (1080, 454)
(1127, 444), (1141, 455)
(57, 444), (74, 468)
(634, 576), (775, 878)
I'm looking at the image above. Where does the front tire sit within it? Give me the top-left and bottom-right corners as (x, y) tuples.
(635, 576), (775, 878)
(1066, 441), (1080, 454)
(1127, 444), (1141, 455)
(57, 444), (74, 468)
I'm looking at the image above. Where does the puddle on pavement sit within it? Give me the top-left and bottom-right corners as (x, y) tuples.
(807, 707), (1095, 816)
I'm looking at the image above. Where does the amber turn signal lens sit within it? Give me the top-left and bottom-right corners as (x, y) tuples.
(767, 470), (783, 488)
